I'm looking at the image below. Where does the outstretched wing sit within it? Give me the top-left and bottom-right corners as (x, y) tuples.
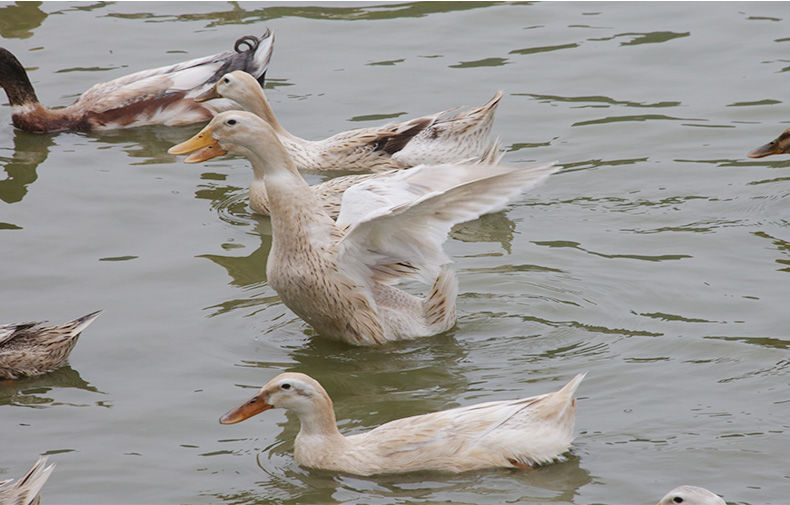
(334, 161), (558, 286)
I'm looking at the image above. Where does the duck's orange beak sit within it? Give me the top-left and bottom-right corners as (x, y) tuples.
(219, 392), (273, 424)
(748, 141), (781, 158)
(168, 124), (227, 163)
(195, 83), (221, 103)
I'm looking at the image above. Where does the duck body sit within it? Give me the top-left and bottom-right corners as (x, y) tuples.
(0, 457), (54, 505)
(170, 111), (557, 345)
(748, 128), (790, 158)
(0, 32), (273, 133)
(195, 70), (502, 173)
(220, 372), (585, 476)
(0, 311), (101, 379)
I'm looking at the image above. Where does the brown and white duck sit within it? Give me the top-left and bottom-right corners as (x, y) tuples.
(194, 70), (502, 172)
(0, 31), (273, 133)
(0, 311), (101, 379)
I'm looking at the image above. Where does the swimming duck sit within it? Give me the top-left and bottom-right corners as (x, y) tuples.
(748, 128), (790, 158)
(0, 457), (54, 505)
(193, 70), (502, 172)
(0, 311), (101, 379)
(173, 130), (503, 218)
(657, 486), (726, 505)
(0, 31), (273, 133)
(170, 111), (556, 345)
(220, 372), (584, 475)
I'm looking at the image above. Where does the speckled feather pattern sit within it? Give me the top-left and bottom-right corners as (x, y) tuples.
(0, 311), (101, 379)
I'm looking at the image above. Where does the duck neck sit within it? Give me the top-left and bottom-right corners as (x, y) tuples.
(10, 103), (87, 133)
(248, 86), (296, 141)
(294, 393), (345, 440)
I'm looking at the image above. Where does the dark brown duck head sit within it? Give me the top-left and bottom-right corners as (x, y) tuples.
(0, 47), (39, 107)
(748, 128), (790, 158)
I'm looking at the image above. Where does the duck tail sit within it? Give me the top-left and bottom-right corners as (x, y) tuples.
(534, 372), (586, 426)
(423, 265), (458, 334)
(6, 457), (55, 505)
(67, 310), (103, 336)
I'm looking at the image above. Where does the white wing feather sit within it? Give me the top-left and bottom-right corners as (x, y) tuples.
(335, 161), (558, 284)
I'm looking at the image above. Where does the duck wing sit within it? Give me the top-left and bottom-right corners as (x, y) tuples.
(333, 161), (558, 285)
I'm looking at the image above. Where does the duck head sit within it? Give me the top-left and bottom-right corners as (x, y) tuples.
(219, 372), (332, 424)
(657, 486), (726, 505)
(748, 128), (790, 158)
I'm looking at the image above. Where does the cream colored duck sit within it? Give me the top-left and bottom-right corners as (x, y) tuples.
(0, 311), (101, 379)
(220, 372), (584, 475)
(657, 486), (726, 505)
(0, 31), (273, 133)
(0, 457), (54, 505)
(194, 70), (502, 172)
(173, 133), (503, 218)
(748, 128), (790, 158)
(170, 111), (557, 345)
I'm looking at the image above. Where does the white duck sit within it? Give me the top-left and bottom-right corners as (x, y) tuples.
(657, 486), (726, 505)
(194, 70), (502, 172)
(220, 372), (584, 475)
(0, 457), (55, 505)
(0, 31), (273, 133)
(170, 111), (557, 345)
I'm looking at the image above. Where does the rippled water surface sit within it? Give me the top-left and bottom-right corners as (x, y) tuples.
(1, 2), (788, 505)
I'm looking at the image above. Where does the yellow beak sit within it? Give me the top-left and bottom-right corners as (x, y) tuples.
(219, 392), (273, 424)
(168, 124), (228, 163)
(194, 83), (221, 103)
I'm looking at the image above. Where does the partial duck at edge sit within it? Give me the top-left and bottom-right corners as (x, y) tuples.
(0, 31), (273, 133)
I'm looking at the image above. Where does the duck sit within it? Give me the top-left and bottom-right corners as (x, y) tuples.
(657, 486), (726, 505)
(0, 311), (101, 379)
(0, 31), (273, 133)
(0, 457), (55, 505)
(219, 371), (584, 475)
(172, 129), (503, 218)
(193, 70), (502, 172)
(748, 128), (790, 158)
(170, 111), (557, 345)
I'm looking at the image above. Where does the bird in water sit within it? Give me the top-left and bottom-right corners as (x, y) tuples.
(220, 372), (585, 476)
(0, 457), (55, 505)
(193, 70), (503, 172)
(748, 128), (790, 158)
(657, 486), (726, 505)
(0, 31), (273, 133)
(0, 311), (101, 379)
(170, 111), (557, 345)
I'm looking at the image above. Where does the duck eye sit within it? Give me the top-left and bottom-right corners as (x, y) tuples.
(223, 77), (230, 83)
(673, 497), (683, 504)
(281, 383), (291, 390)
(227, 119), (237, 126)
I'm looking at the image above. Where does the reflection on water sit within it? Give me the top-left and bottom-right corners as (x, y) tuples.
(0, 130), (54, 204)
(0, 365), (106, 408)
(86, 124), (204, 165)
(0, 1), (47, 39)
(106, 1), (496, 27)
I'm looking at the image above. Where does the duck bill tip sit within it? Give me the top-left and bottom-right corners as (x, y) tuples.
(184, 143), (228, 163)
(194, 85), (221, 103)
(747, 144), (776, 158)
(168, 126), (216, 156)
(219, 395), (273, 425)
